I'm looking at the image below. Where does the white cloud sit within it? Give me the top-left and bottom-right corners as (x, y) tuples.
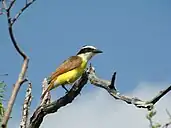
(41, 83), (171, 128)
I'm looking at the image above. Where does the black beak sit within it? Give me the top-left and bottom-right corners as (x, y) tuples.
(93, 49), (103, 53)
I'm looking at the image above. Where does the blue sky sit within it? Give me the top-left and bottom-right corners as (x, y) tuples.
(0, 0), (171, 126)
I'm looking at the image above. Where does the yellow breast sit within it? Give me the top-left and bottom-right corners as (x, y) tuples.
(54, 60), (87, 87)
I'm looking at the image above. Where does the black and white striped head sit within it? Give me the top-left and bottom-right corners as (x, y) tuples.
(77, 45), (103, 60)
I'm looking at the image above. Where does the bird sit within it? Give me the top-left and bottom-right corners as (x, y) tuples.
(41, 45), (103, 99)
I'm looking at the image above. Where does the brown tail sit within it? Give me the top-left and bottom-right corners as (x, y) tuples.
(41, 83), (54, 100)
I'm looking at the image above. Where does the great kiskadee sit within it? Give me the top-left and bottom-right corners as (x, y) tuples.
(41, 45), (102, 99)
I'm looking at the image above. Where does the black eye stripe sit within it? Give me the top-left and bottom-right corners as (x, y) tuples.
(77, 48), (95, 55)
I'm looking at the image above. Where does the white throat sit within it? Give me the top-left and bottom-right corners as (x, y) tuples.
(77, 52), (95, 62)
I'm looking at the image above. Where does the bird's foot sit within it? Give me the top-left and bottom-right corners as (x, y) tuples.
(62, 85), (81, 96)
(62, 85), (69, 94)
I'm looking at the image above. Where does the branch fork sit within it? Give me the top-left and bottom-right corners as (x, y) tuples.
(1, 0), (171, 127)
(88, 65), (171, 110)
(1, 0), (35, 127)
(28, 72), (88, 128)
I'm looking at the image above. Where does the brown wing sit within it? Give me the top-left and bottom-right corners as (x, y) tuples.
(41, 56), (82, 99)
(49, 56), (82, 82)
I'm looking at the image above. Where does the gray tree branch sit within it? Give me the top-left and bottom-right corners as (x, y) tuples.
(20, 82), (32, 128)
(88, 65), (171, 110)
(1, 0), (35, 127)
(40, 78), (51, 106)
(28, 65), (171, 128)
(1, 1), (171, 127)
(28, 72), (88, 128)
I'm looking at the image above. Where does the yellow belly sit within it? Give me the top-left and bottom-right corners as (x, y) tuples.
(54, 61), (87, 87)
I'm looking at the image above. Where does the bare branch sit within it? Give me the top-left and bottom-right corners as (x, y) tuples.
(40, 78), (51, 106)
(0, 74), (8, 76)
(12, 0), (36, 25)
(20, 82), (32, 128)
(1, 21), (29, 126)
(2, 59), (29, 128)
(28, 72), (88, 128)
(88, 65), (171, 110)
(148, 87), (171, 105)
(1, 0), (35, 127)
(8, 24), (27, 58)
(7, 0), (16, 11)
(2, 0), (29, 59)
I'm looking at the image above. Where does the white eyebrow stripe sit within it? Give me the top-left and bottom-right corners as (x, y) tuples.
(81, 45), (96, 50)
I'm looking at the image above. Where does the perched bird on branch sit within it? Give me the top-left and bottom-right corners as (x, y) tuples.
(41, 45), (103, 99)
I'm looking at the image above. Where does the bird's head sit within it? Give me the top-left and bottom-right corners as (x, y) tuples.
(77, 45), (103, 61)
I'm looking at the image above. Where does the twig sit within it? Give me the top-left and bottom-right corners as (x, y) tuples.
(11, 0), (36, 25)
(146, 110), (162, 128)
(147, 111), (155, 128)
(7, 0), (16, 11)
(1, 0), (35, 127)
(28, 72), (88, 128)
(20, 82), (32, 128)
(88, 65), (171, 110)
(40, 78), (51, 106)
(0, 74), (8, 76)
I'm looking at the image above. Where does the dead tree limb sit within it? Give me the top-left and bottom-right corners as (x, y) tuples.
(20, 82), (32, 128)
(40, 78), (51, 106)
(28, 65), (171, 128)
(88, 65), (171, 110)
(28, 72), (88, 128)
(1, 0), (35, 127)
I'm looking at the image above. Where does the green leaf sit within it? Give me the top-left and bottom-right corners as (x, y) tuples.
(148, 110), (157, 118)
(0, 81), (6, 124)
